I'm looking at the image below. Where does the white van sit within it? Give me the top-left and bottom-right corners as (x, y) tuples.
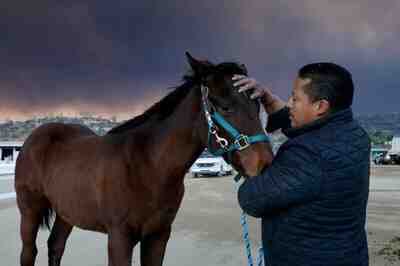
(190, 150), (233, 177)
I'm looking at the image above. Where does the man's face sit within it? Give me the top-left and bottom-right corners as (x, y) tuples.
(288, 77), (321, 128)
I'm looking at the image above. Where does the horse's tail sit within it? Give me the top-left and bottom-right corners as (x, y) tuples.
(40, 205), (54, 230)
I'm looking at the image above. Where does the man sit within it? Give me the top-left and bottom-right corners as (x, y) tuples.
(233, 63), (370, 266)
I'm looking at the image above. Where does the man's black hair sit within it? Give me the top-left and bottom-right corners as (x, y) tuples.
(298, 62), (354, 112)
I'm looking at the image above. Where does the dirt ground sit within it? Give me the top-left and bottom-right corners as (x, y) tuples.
(0, 165), (399, 265)
(178, 165), (400, 266)
(371, 165), (400, 177)
(366, 165), (400, 265)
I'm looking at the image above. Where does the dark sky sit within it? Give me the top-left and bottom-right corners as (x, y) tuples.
(1, 0), (399, 120)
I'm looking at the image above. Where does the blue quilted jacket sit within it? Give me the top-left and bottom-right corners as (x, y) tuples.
(238, 108), (370, 266)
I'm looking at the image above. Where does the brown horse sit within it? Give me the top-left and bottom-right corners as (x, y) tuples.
(15, 52), (273, 266)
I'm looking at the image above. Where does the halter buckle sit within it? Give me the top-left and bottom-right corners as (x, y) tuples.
(213, 131), (229, 149)
(235, 135), (250, 151)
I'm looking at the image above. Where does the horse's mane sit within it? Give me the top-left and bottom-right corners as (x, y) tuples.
(107, 61), (247, 135)
(107, 82), (193, 134)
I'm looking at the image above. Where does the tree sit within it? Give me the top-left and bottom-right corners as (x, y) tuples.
(369, 130), (393, 145)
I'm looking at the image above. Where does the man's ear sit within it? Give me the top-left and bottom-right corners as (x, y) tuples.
(315, 99), (330, 117)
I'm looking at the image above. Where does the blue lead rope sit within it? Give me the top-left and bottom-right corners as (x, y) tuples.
(234, 175), (264, 266)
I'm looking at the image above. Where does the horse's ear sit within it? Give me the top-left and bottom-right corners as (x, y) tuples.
(185, 52), (208, 77)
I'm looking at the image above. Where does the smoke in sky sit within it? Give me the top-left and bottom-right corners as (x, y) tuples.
(1, 0), (399, 120)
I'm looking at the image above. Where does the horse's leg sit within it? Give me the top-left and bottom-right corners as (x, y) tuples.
(107, 228), (137, 266)
(140, 227), (171, 266)
(47, 215), (73, 266)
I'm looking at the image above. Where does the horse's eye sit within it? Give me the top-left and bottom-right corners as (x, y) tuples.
(219, 105), (235, 114)
(209, 96), (234, 114)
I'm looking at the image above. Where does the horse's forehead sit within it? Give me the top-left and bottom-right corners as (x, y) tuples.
(210, 72), (234, 84)
(213, 73), (257, 102)
(209, 74), (234, 94)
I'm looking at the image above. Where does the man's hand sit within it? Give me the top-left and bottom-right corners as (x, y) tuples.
(232, 75), (285, 114)
(232, 75), (274, 104)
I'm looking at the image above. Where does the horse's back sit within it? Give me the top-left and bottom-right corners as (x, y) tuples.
(15, 123), (96, 190)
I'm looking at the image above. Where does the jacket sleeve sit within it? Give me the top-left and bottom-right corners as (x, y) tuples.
(266, 106), (291, 133)
(238, 143), (322, 218)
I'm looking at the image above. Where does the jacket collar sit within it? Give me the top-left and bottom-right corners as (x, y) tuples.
(283, 108), (354, 138)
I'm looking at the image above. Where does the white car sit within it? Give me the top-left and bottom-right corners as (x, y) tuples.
(190, 150), (233, 177)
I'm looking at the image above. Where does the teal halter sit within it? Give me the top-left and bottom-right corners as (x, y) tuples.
(201, 84), (270, 157)
(201, 85), (268, 266)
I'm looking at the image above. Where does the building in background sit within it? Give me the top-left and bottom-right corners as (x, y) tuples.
(0, 141), (23, 164)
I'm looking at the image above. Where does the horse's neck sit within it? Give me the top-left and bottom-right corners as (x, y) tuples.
(132, 86), (206, 183)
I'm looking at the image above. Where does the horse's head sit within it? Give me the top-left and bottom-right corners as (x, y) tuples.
(186, 52), (273, 177)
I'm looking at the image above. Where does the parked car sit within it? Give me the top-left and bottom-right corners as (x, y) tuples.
(373, 152), (392, 165)
(190, 150), (233, 177)
(389, 154), (400, 164)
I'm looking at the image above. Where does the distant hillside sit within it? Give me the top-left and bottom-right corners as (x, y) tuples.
(356, 113), (400, 135)
(0, 112), (399, 142)
(0, 116), (120, 141)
